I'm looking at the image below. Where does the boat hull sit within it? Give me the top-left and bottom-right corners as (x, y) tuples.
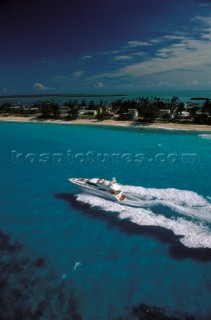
(69, 178), (122, 202)
(69, 179), (142, 207)
(74, 183), (120, 202)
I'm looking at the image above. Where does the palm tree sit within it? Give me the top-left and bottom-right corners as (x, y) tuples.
(51, 102), (60, 119)
(0, 102), (13, 114)
(68, 106), (79, 120)
(37, 101), (60, 119)
(171, 96), (179, 106)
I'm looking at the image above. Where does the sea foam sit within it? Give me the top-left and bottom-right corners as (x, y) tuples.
(122, 185), (211, 223)
(198, 134), (211, 140)
(76, 185), (211, 249)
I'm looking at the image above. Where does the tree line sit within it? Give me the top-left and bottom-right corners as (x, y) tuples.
(0, 96), (211, 124)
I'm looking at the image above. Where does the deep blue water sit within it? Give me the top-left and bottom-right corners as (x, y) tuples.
(0, 121), (211, 319)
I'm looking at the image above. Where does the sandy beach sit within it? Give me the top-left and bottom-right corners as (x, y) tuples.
(0, 115), (211, 131)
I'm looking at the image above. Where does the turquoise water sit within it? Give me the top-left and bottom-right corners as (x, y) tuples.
(0, 122), (211, 319)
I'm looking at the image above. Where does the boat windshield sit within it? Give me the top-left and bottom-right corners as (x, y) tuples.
(87, 181), (96, 186)
(111, 190), (121, 195)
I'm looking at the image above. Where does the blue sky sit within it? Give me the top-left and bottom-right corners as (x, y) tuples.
(1, 0), (211, 94)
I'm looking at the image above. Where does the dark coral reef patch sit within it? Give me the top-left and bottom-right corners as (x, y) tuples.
(0, 230), (82, 320)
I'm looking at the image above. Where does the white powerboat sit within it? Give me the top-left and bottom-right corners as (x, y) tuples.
(69, 177), (127, 202)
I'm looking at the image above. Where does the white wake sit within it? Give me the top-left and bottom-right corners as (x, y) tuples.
(76, 185), (211, 249)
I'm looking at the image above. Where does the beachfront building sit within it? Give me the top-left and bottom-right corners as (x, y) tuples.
(128, 109), (139, 120)
(60, 106), (69, 116)
(28, 106), (39, 114)
(79, 110), (97, 118)
(159, 109), (172, 121)
(159, 109), (171, 115)
(180, 111), (190, 118)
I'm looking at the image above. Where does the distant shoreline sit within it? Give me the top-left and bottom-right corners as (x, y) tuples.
(0, 93), (127, 99)
(1, 116), (211, 131)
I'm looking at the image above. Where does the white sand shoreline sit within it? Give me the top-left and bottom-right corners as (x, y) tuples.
(0, 116), (211, 131)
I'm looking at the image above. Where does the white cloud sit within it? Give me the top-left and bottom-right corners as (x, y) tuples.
(99, 50), (120, 55)
(190, 80), (198, 86)
(111, 50), (120, 54)
(33, 83), (49, 90)
(2, 87), (8, 93)
(163, 35), (188, 41)
(150, 38), (163, 44)
(151, 33), (188, 44)
(202, 31), (211, 40)
(127, 40), (152, 47)
(72, 70), (86, 78)
(191, 14), (211, 25)
(133, 52), (146, 56)
(95, 82), (105, 88)
(113, 55), (132, 61)
(156, 52), (168, 58)
(90, 12), (211, 86)
(111, 42), (211, 78)
(156, 47), (173, 58)
(82, 55), (92, 59)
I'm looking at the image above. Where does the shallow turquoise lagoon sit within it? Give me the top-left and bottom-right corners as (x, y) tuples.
(0, 122), (211, 319)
